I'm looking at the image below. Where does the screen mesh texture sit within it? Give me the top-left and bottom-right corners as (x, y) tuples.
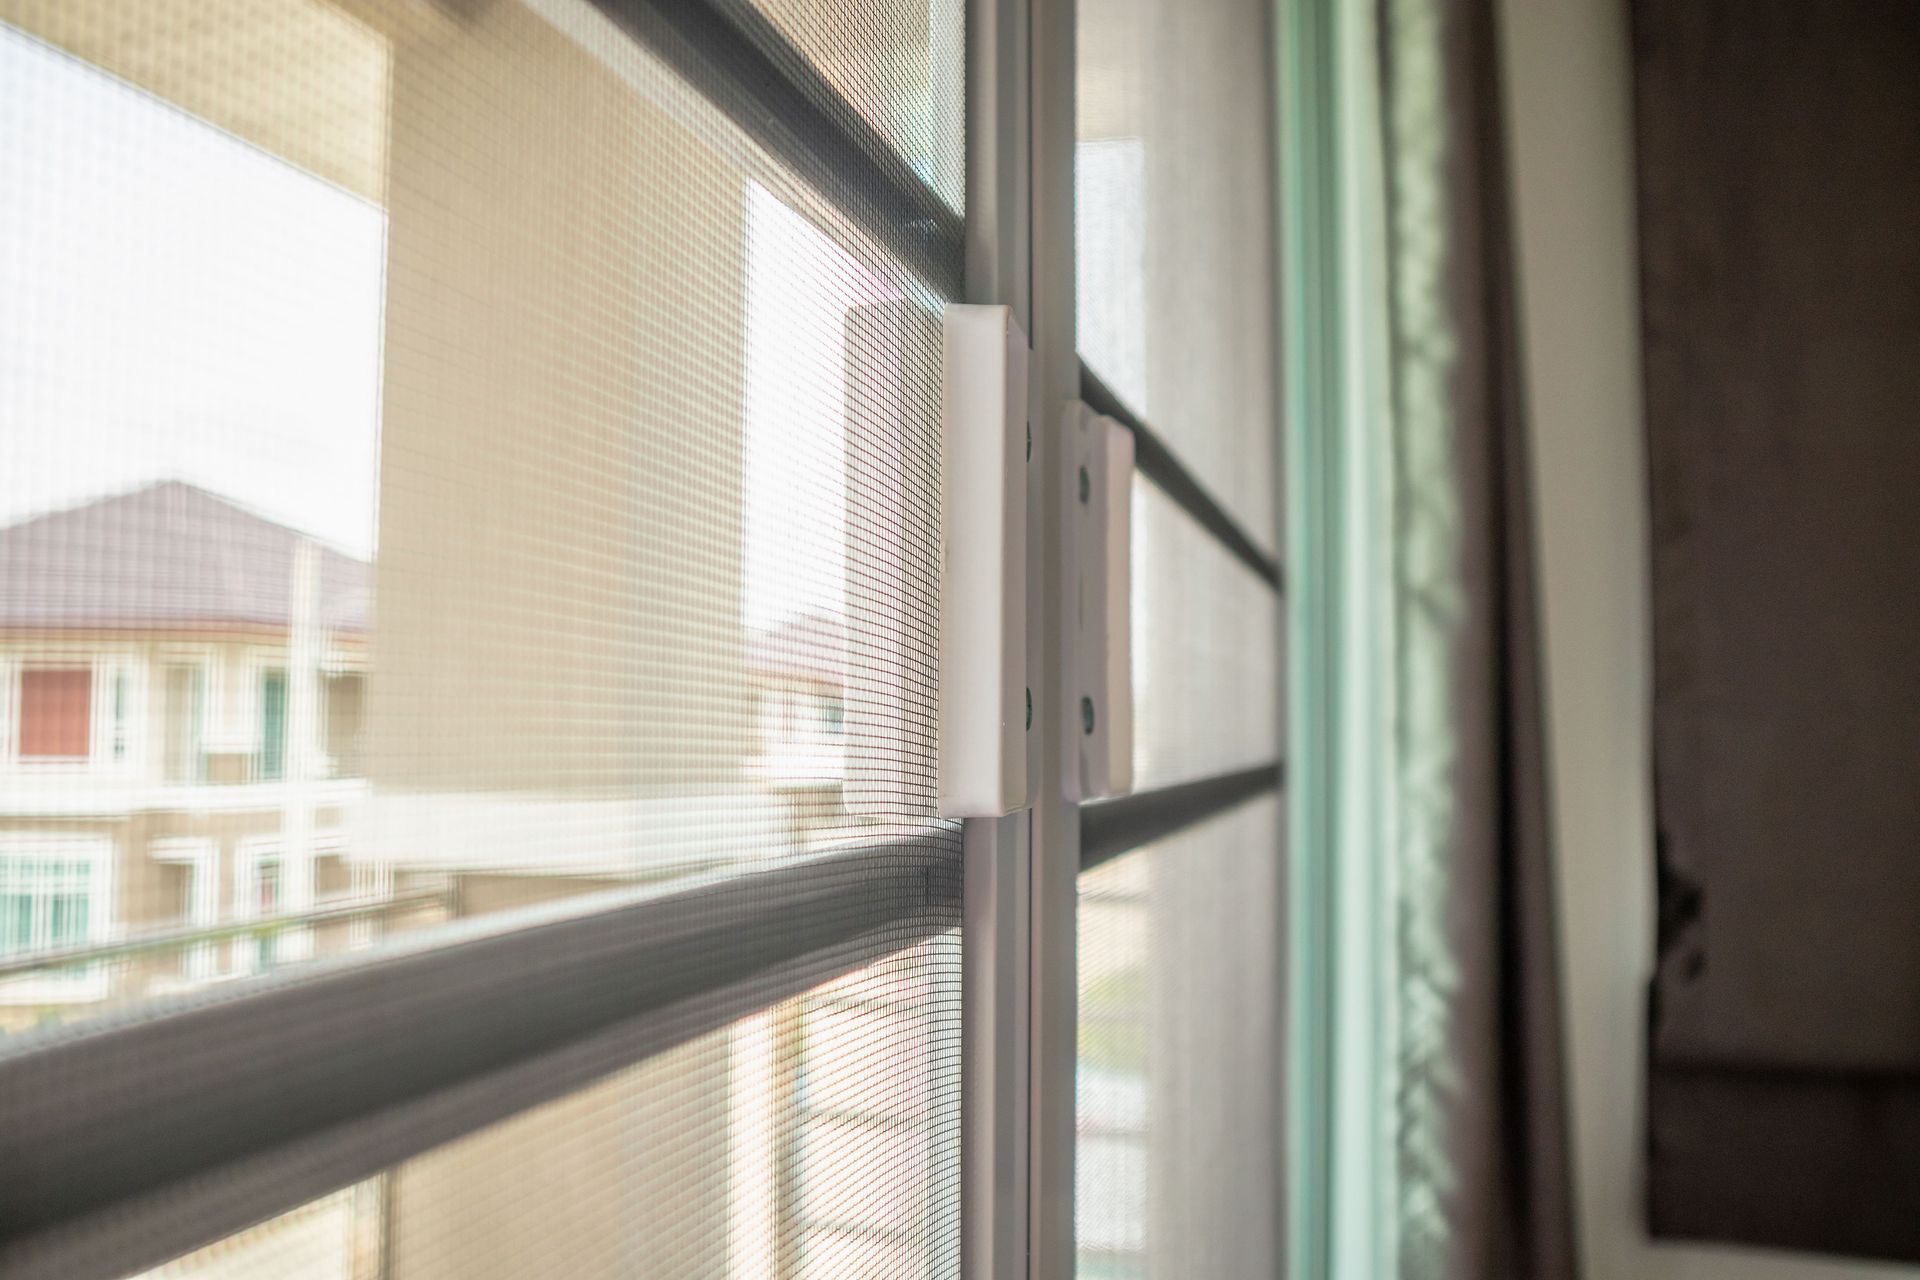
(1076, 0), (1281, 551)
(749, 0), (965, 211)
(1076, 798), (1283, 1280)
(0, 1), (963, 1274)
(133, 938), (960, 1280)
(0, 0), (956, 1024)
(1130, 477), (1281, 792)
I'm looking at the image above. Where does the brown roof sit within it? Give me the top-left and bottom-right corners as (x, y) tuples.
(0, 482), (369, 633)
(748, 612), (845, 685)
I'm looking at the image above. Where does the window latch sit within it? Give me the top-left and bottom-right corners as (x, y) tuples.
(937, 304), (1031, 818)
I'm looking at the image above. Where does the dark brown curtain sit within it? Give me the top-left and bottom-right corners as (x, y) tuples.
(1371, 0), (1580, 1275)
(1634, 0), (1920, 1264)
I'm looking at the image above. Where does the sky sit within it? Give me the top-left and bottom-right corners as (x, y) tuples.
(0, 23), (387, 558)
(0, 15), (930, 631)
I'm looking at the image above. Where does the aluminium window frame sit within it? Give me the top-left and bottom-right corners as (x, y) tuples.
(0, 2), (1287, 1277)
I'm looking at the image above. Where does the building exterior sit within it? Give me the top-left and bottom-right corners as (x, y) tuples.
(0, 481), (377, 1029)
(747, 612), (847, 845)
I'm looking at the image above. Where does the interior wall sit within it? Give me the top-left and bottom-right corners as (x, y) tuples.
(1493, 0), (1918, 1277)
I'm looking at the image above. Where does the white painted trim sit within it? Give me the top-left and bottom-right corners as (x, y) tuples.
(0, 656), (14, 764)
(350, 789), (792, 876)
(0, 642), (151, 778)
(0, 775), (368, 819)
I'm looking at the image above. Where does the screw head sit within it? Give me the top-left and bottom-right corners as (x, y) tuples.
(1077, 466), (1090, 504)
(1025, 687), (1032, 731)
(1080, 696), (1096, 735)
(1026, 423), (1032, 462)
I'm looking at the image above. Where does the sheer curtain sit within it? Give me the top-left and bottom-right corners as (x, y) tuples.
(1298, 0), (1580, 1275)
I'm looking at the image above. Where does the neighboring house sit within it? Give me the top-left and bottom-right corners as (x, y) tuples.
(747, 613), (847, 843)
(748, 613), (846, 781)
(0, 481), (374, 1028)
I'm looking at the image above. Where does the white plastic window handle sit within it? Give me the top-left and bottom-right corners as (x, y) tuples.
(938, 304), (1030, 818)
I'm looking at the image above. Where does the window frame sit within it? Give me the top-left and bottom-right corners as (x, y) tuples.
(0, 3), (1288, 1277)
(158, 657), (211, 786)
(0, 648), (144, 776)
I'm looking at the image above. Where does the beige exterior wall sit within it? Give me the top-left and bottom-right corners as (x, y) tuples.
(371, 0), (749, 802)
(0, 0), (392, 203)
(363, 1), (752, 1267)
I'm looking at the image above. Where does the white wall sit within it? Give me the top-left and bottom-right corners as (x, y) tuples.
(1495, 1), (1918, 1278)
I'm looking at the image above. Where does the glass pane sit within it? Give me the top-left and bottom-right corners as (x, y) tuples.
(17, 667), (92, 758)
(48, 893), (87, 946)
(0, 894), (29, 953)
(163, 665), (206, 784)
(1131, 478), (1282, 790)
(1076, 0), (1280, 550)
(256, 670), (287, 782)
(111, 669), (129, 760)
(0, 0), (956, 1022)
(135, 937), (960, 1280)
(1076, 798), (1282, 1279)
(749, 0), (965, 213)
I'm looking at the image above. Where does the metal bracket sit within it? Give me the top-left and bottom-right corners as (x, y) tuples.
(1062, 400), (1134, 802)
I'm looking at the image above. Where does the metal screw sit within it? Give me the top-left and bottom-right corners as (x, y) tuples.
(1080, 696), (1096, 735)
(1026, 687), (1032, 731)
(1026, 423), (1032, 462)
(1077, 466), (1090, 504)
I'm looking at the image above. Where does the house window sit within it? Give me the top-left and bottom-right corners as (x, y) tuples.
(110, 669), (129, 762)
(257, 668), (287, 781)
(151, 838), (219, 981)
(253, 858), (284, 971)
(18, 667), (92, 759)
(163, 664), (206, 783)
(0, 856), (96, 955)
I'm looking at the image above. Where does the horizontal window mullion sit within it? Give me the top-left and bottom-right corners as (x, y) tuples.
(586, 0), (964, 296)
(0, 834), (960, 1280)
(1079, 763), (1283, 871)
(1080, 362), (1285, 592)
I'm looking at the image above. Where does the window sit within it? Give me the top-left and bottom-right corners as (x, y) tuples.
(252, 859), (282, 972)
(162, 664), (206, 784)
(0, 2), (1284, 1278)
(1074, 0), (1285, 1272)
(109, 669), (129, 762)
(17, 667), (91, 759)
(0, 0), (974, 1267)
(256, 669), (287, 782)
(150, 838), (220, 982)
(137, 940), (958, 1279)
(0, 860), (92, 955)
(1076, 800), (1283, 1278)
(0, 840), (110, 1004)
